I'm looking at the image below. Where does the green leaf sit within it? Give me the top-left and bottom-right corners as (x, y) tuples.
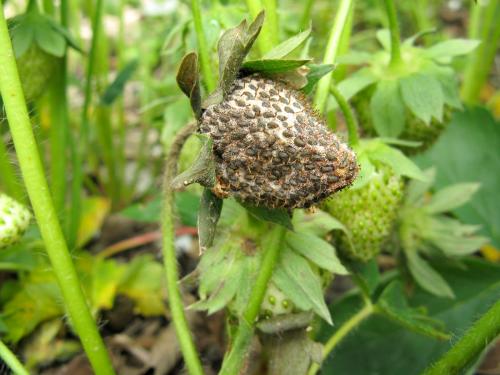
(415, 107), (500, 248)
(286, 232), (348, 274)
(350, 153), (375, 189)
(368, 141), (426, 181)
(101, 59), (138, 105)
(400, 73), (444, 124)
(376, 29), (391, 50)
(242, 204), (293, 230)
(176, 52), (202, 119)
(198, 189), (223, 252)
(117, 255), (165, 316)
(406, 251), (455, 299)
(343, 258), (380, 297)
(47, 19), (83, 53)
(262, 28), (311, 59)
(119, 197), (161, 223)
(318, 258), (500, 375)
(171, 136), (216, 189)
(293, 210), (346, 237)
(432, 67), (462, 109)
(336, 51), (372, 65)
(301, 63), (335, 95)
(273, 250), (332, 324)
(370, 80), (405, 137)
(425, 183), (480, 214)
(242, 59), (310, 74)
(423, 39), (480, 60)
(405, 168), (436, 206)
(176, 191), (201, 227)
(336, 67), (377, 102)
(376, 281), (450, 340)
(9, 20), (34, 57)
(91, 259), (124, 310)
(34, 25), (66, 57)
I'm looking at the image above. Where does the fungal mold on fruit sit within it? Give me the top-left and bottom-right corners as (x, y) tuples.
(200, 75), (359, 209)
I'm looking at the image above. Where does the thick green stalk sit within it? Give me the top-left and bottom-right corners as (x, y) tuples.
(219, 225), (287, 375)
(262, 0), (279, 46)
(0, 340), (29, 375)
(383, 0), (402, 69)
(0, 138), (23, 202)
(307, 300), (374, 375)
(330, 85), (359, 147)
(461, 1), (500, 104)
(313, 0), (354, 113)
(191, 0), (216, 92)
(422, 299), (500, 375)
(299, 0), (315, 31)
(245, 0), (274, 54)
(162, 122), (204, 375)
(69, 0), (104, 246)
(0, 5), (115, 374)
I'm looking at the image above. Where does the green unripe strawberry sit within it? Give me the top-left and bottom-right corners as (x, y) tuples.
(352, 89), (450, 154)
(326, 166), (404, 262)
(15, 44), (60, 102)
(0, 194), (32, 249)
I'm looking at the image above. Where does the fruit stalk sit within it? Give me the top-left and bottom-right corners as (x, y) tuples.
(307, 299), (374, 375)
(313, 0), (354, 113)
(330, 84), (359, 146)
(161, 122), (205, 375)
(190, 0), (216, 92)
(383, 0), (403, 69)
(0, 3), (115, 374)
(219, 225), (287, 375)
(422, 298), (500, 375)
(0, 339), (29, 375)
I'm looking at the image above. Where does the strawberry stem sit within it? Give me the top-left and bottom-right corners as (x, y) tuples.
(0, 4), (115, 374)
(161, 122), (205, 375)
(0, 339), (29, 375)
(383, 0), (403, 69)
(219, 224), (287, 375)
(313, 0), (354, 113)
(422, 298), (500, 375)
(191, 0), (217, 92)
(307, 298), (374, 375)
(330, 84), (359, 147)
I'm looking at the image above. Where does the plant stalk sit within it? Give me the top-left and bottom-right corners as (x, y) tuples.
(383, 0), (403, 69)
(307, 300), (374, 375)
(422, 298), (500, 375)
(313, 0), (354, 113)
(0, 137), (23, 202)
(0, 5), (115, 374)
(299, 0), (315, 31)
(0, 340), (29, 375)
(262, 0), (279, 47)
(161, 122), (205, 375)
(191, 0), (216, 92)
(219, 225), (287, 375)
(330, 84), (359, 147)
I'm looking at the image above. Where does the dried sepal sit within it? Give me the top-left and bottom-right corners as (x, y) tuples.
(176, 52), (202, 119)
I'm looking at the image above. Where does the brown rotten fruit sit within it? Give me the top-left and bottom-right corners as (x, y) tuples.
(199, 75), (358, 209)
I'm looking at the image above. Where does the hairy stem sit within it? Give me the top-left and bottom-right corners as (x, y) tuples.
(191, 0), (216, 92)
(383, 0), (402, 69)
(161, 122), (205, 375)
(313, 0), (354, 113)
(422, 298), (500, 375)
(219, 225), (287, 375)
(330, 85), (359, 147)
(0, 340), (29, 375)
(307, 299), (374, 375)
(0, 4), (115, 374)
(0, 137), (23, 202)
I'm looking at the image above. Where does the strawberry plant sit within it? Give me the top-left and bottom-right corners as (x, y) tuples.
(0, 0), (499, 374)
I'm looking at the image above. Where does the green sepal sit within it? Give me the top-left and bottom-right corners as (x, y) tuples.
(262, 27), (311, 59)
(301, 64), (335, 95)
(176, 52), (202, 119)
(171, 135), (216, 189)
(197, 189), (223, 253)
(241, 204), (293, 230)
